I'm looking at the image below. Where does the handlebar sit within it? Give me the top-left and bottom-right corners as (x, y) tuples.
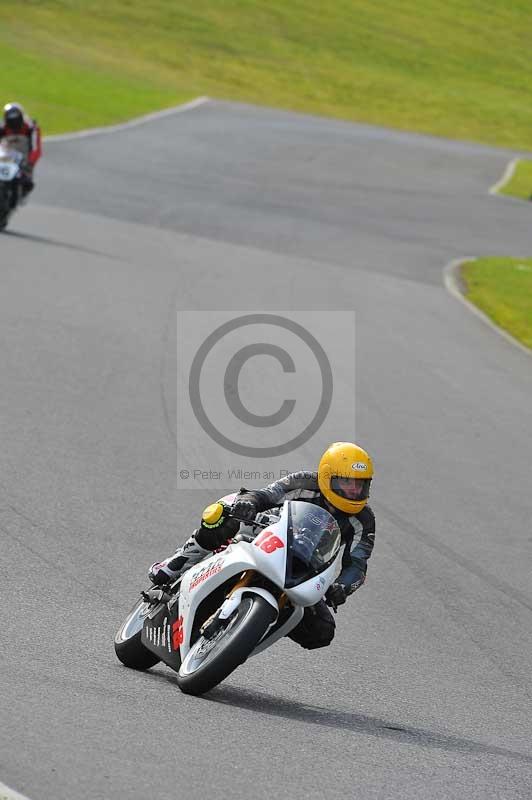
(230, 513), (269, 528)
(141, 586), (173, 604)
(232, 531), (257, 544)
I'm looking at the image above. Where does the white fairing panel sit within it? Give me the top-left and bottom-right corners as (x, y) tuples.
(176, 500), (341, 660)
(178, 519), (289, 658)
(284, 555), (341, 606)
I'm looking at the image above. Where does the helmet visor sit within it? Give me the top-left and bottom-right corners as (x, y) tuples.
(330, 476), (371, 502)
(5, 109), (23, 131)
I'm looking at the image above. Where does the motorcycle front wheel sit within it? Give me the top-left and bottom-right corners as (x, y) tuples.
(114, 597), (160, 670)
(0, 206), (8, 231)
(177, 595), (277, 696)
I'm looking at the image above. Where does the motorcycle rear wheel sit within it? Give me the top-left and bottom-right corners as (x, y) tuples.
(114, 597), (160, 670)
(177, 595), (276, 696)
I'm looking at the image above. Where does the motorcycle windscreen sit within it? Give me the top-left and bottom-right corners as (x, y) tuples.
(284, 501), (341, 588)
(0, 145), (24, 162)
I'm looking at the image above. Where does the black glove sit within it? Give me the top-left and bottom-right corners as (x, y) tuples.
(232, 498), (257, 522)
(196, 516), (240, 550)
(325, 582), (347, 610)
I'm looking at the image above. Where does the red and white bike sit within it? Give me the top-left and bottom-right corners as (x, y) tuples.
(114, 499), (342, 695)
(0, 144), (24, 231)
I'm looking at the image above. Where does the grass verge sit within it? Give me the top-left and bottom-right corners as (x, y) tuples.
(461, 257), (532, 350)
(0, 1), (532, 143)
(498, 159), (532, 201)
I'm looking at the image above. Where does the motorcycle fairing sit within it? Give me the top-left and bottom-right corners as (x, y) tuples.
(177, 501), (342, 660)
(138, 501), (342, 671)
(177, 543), (284, 660)
(283, 558), (340, 607)
(141, 599), (183, 670)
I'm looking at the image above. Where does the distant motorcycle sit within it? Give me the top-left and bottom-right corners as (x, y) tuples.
(0, 144), (25, 231)
(114, 499), (342, 695)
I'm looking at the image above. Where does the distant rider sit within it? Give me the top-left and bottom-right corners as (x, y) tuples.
(149, 442), (376, 651)
(0, 103), (42, 198)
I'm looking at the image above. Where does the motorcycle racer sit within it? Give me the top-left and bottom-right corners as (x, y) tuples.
(149, 442), (375, 651)
(0, 103), (42, 197)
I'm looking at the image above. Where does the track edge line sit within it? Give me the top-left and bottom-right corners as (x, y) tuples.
(489, 157), (518, 195)
(443, 257), (531, 357)
(0, 780), (32, 800)
(44, 96), (211, 142)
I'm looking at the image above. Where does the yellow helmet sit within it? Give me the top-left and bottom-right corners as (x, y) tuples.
(318, 442), (373, 514)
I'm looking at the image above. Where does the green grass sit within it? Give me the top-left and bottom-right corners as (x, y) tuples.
(499, 159), (532, 201)
(0, 43), (190, 132)
(1, 1), (532, 143)
(462, 258), (532, 350)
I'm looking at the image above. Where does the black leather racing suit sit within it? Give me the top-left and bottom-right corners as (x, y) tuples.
(237, 471), (375, 649)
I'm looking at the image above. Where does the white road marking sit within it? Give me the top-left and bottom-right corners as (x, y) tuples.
(443, 258), (531, 356)
(0, 781), (32, 800)
(44, 96), (210, 143)
(489, 157), (519, 195)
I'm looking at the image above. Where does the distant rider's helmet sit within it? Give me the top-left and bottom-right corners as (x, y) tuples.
(318, 442), (373, 515)
(3, 103), (25, 132)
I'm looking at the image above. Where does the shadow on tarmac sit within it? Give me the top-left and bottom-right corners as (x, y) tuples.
(2, 228), (118, 260)
(206, 685), (532, 765)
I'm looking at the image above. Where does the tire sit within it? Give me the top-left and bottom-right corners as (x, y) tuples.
(0, 192), (10, 230)
(177, 595), (277, 696)
(114, 598), (160, 670)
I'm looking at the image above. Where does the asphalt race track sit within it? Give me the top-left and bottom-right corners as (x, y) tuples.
(1, 100), (532, 800)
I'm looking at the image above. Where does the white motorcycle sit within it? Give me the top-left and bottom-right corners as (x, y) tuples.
(115, 499), (342, 695)
(0, 144), (24, 231)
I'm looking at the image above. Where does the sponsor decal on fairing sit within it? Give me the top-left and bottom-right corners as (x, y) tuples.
(189, 557), (225, 590)
(171, 616), (184, 649)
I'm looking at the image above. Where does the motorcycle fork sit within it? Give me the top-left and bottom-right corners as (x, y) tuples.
(200, 570), (285, 639)
(230, 571), (288, 608)
(199, 571), (256, 638)
(227, 570), (256, 596)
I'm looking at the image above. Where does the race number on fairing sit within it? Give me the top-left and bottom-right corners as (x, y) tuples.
(0, 164), (18, 181)
(254, 529), (284, 553)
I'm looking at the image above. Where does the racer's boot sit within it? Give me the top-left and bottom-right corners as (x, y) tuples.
(149, 504), (241, 585)
(149, 534), (210, 585)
